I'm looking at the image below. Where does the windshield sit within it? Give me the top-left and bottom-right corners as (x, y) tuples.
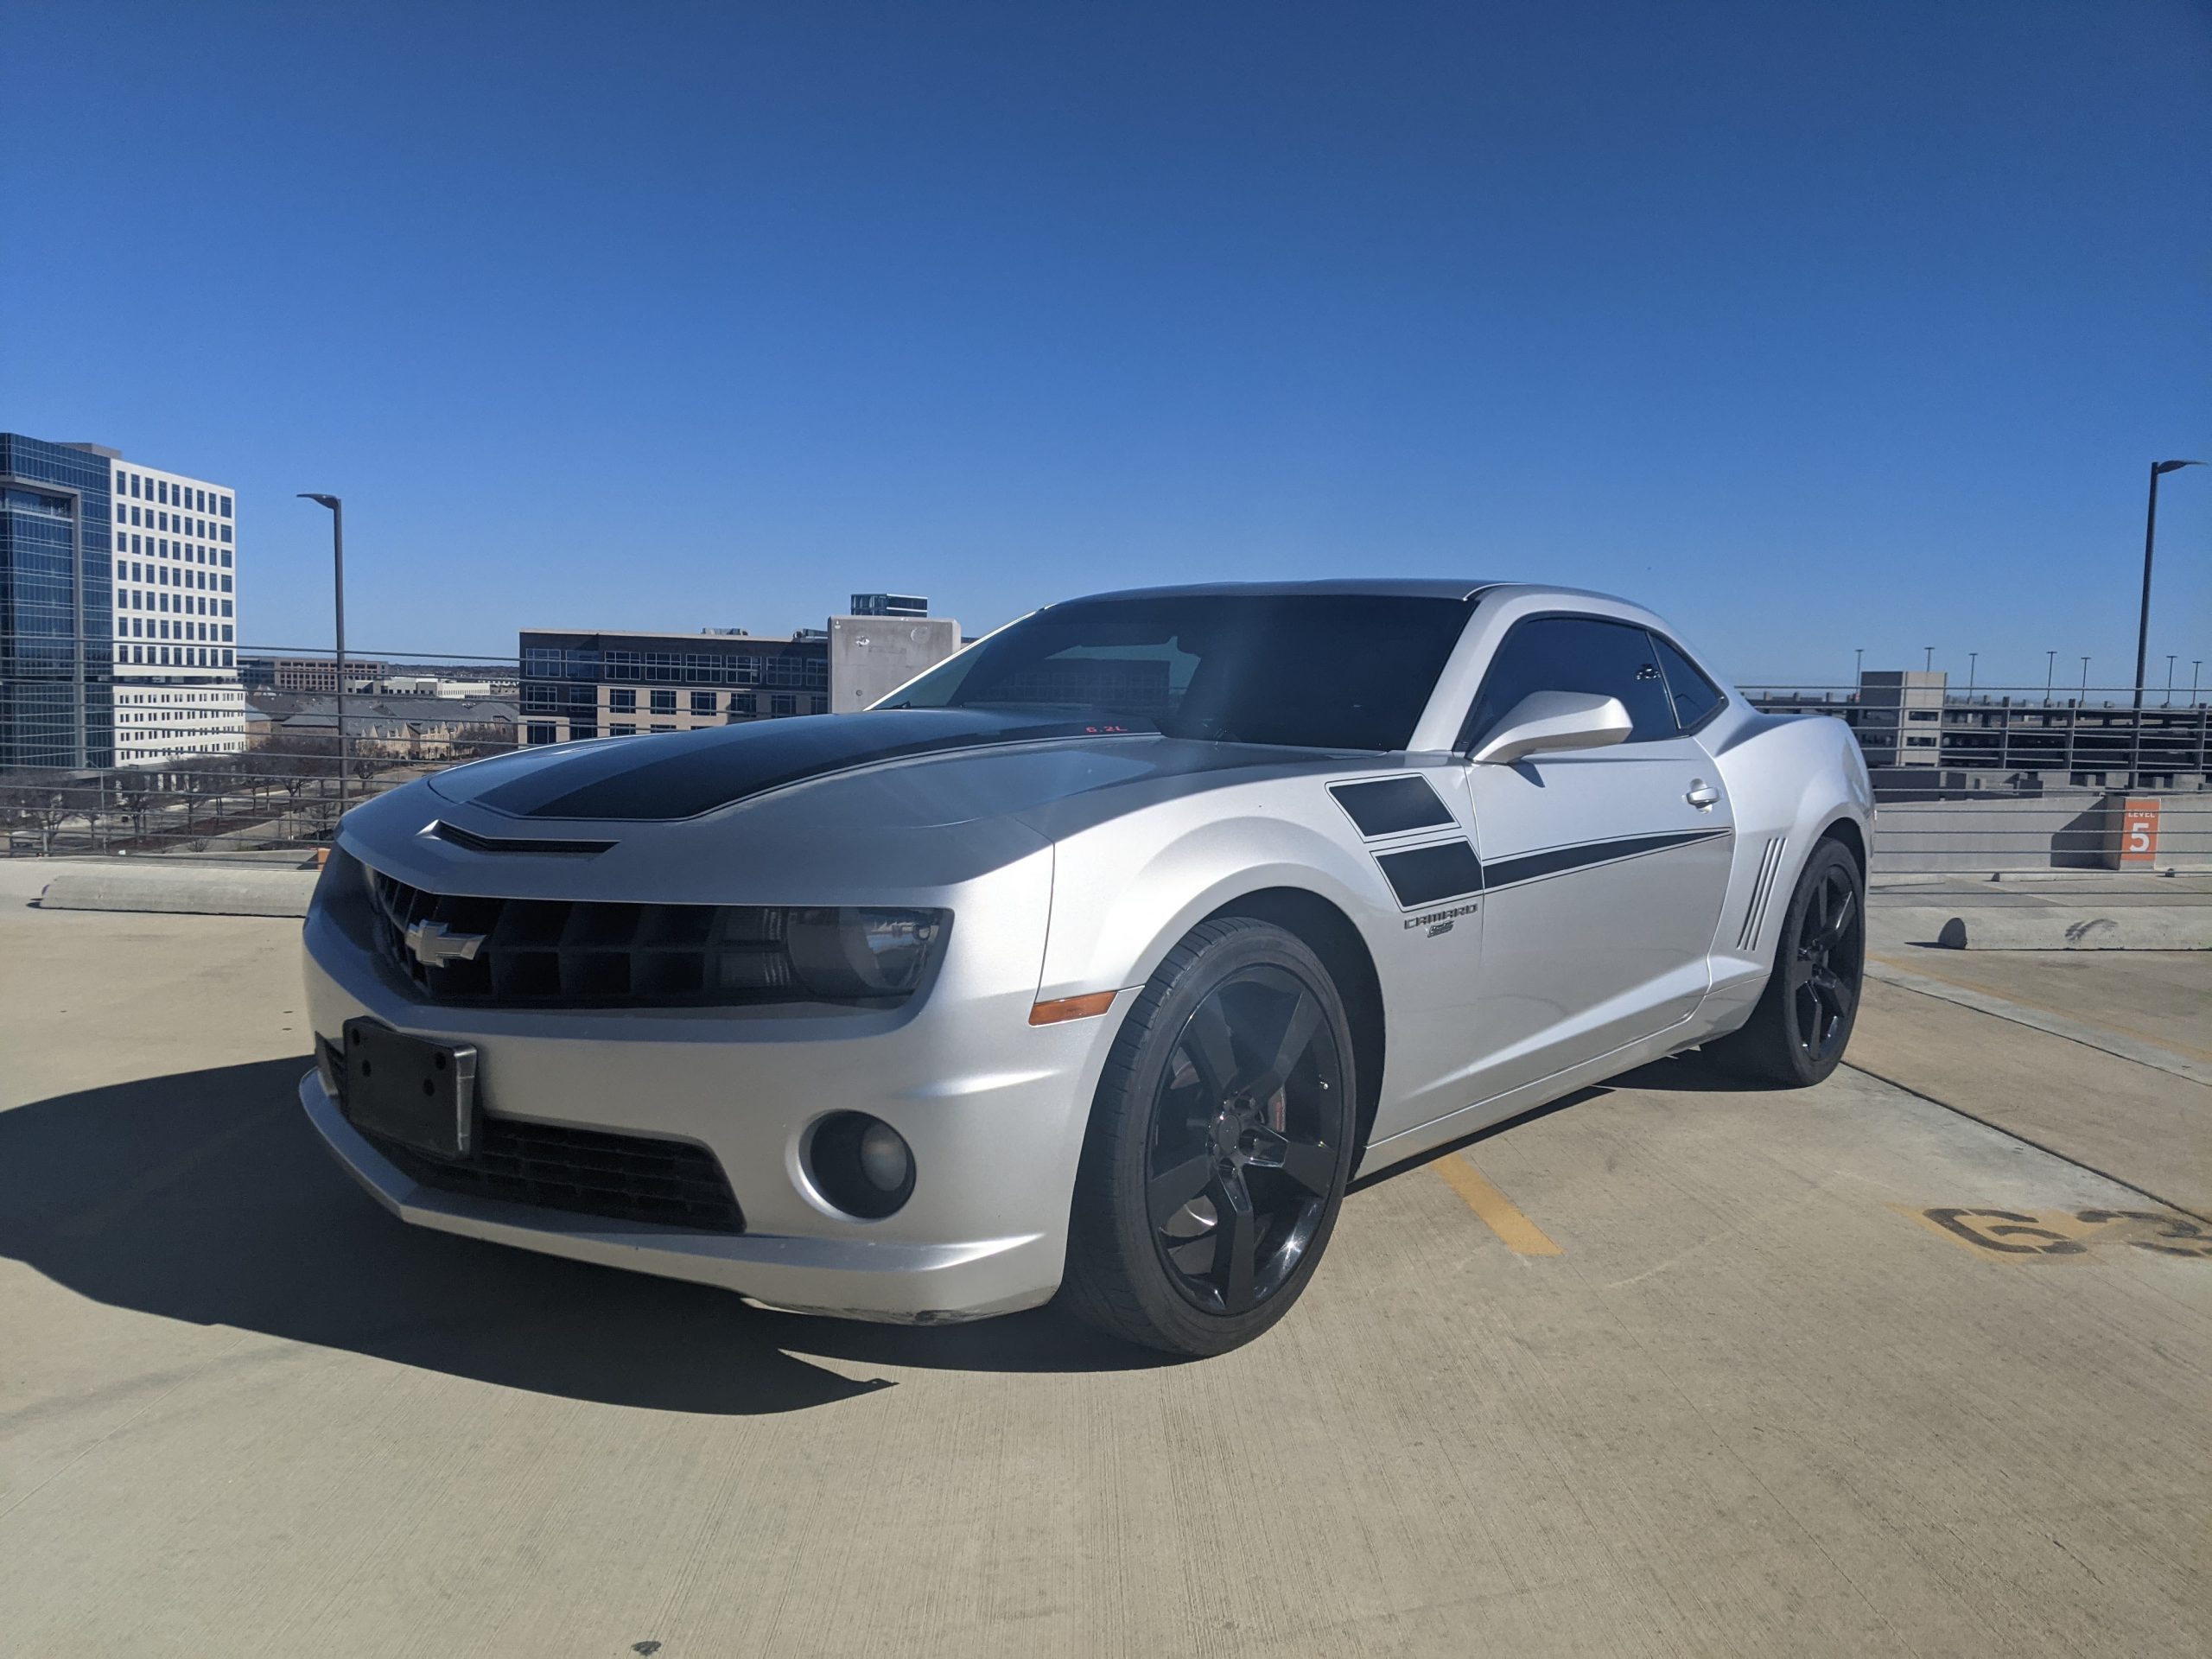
(879, 593), (1471, 751)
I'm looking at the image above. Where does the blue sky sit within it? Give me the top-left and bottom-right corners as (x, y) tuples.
(8, 1), (2209, 690)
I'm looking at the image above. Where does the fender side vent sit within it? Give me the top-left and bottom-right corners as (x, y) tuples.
(1737, 837), (1787, 951)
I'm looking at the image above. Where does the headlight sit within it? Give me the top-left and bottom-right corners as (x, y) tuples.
(308, 842), (375, 940)
(785, 907), (947, 999)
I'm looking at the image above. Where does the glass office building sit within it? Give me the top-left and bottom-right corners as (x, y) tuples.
(518, 628), (832, 745)
(0, 434), (116, 769)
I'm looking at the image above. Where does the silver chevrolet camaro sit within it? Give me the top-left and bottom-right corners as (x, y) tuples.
(300, 581), (1872, 1356)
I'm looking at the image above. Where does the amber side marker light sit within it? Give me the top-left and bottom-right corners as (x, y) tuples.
(1029, 990), (1119, 1026)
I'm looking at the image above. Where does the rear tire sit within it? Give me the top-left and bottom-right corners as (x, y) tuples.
(1708, 837), (1866, 1087)
(1059, 918), (1358, 1357)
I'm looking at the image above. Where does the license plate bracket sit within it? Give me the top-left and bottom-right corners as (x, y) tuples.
(340, 1019), (479, 1160)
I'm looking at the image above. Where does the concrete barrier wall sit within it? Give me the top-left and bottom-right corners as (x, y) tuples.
(1871, 793), (2212, 873)
(36, 864), (316, 918)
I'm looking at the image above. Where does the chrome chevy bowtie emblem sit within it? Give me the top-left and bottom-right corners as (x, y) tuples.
(404, 918), (486, 967)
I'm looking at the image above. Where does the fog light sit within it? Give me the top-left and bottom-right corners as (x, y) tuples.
(859, 1121), (911, 1192)
(806, 1112), (916, 1218)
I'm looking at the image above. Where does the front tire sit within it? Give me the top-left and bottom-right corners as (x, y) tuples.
(1060, 918), (1358, 1357)
(1708, 837), (1866, 1087)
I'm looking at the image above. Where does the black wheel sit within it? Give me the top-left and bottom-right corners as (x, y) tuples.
(1709, 837), (1866, 1087)
(1059, 918), (1358, 1357)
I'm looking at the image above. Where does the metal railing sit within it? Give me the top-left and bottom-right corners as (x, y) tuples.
(5, 667), (2208, 874)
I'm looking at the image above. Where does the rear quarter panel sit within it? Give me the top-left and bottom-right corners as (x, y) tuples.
(1700, 708), (1872, 1027)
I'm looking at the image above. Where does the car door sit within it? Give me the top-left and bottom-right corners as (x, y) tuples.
(1453, 613), (1736, 1107)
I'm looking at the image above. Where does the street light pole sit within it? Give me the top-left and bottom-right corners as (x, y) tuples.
(2044, 650), (2056, 703)
(2136, 461), (2206, 713)
(1923, 645), (1935, 671)
(299, 494), (346, 823)
(1967, 652), (1977, 697)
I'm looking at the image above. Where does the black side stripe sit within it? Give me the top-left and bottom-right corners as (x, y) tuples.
(1376, 840), (1485, 908)
(1484, 828), (1732, 893)
(1330, 776), (1455, 837)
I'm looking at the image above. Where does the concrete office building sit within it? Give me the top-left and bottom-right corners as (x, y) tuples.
(239, 656), (389, 695)
(518, 629), (832, 745)
(0, 433), (242, 769)
(108, 450), (245, 765)
(1852, 670), (1946, 769)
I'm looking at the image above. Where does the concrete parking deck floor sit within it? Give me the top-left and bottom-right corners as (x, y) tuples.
(2, 899), (2206, 1656)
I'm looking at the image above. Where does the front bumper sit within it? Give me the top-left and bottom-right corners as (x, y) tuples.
(299, 1071), (1065, 1320)
(298, 852), (1125, 1324)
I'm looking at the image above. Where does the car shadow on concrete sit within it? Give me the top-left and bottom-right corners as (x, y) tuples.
(0, 1058), (1171, 1417)
(1347, 1048), (1760, 1192)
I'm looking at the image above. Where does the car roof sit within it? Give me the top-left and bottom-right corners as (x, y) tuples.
(1062, 578), (1501, 604)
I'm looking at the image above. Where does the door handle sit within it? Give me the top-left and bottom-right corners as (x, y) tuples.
(1685, 781), (1719, 809)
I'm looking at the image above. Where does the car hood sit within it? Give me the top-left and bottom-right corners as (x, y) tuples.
(432, 709), (1164, 822)
(344, 711), (1364, 905)
(429, 709), (1356, 829)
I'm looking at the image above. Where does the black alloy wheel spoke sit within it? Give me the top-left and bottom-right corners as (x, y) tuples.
(1149, 1152), (1215, 1224)
(1249, 989), (1320, 1100)
(1824, 885), (1857, 948)
(1179, 1000), (1241, 1097)
(1211, 1173), (1259, 1313)
(1271, 1137), (1338, 1198)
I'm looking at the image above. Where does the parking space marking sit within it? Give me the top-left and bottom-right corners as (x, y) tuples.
(1432, 1154), (1562, 1255)
(1900, 1205), (2212, 1262)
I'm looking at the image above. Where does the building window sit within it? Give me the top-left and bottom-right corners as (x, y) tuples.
(651, 689), (677, 715)
(691, 691), (717, 715)
(609, 722), (637, 736)
(221, 495), (232, 517)
(569, 722), (598, 741)
(650, 724), (677, 734)
(526, 723), (559, 746)
(608, 688), (637, 713)
(728, 691), (754, 715)
(771, 692), (796, 716)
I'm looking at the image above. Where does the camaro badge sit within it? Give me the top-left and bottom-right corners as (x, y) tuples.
(404, 919), (486, 967)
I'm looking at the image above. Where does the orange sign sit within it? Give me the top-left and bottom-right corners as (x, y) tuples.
(2118, 798), (2161, 866)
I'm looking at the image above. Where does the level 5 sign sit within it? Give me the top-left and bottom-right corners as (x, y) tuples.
(2119, 798), (2161, 866)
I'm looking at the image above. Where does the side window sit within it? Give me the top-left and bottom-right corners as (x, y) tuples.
(1650, 633), (1723, 731)
(1459, 615), (1678, 749)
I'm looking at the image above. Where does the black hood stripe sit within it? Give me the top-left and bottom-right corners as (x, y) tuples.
(460, 709), (1159, 822)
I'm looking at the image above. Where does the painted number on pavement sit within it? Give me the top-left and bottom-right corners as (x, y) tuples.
(1906, 1206), (2212, 1262)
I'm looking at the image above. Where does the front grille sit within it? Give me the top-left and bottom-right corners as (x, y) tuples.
(368, 869), (798, 1007)
(363, 1110), (747, 1234)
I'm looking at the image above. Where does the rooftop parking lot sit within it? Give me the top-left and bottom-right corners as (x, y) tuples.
(2, 879), (2205, 1656)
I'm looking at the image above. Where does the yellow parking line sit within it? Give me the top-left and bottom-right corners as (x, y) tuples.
(1433, 1154), (1562, 1255)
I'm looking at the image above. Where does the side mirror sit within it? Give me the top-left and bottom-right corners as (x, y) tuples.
(1468, 690), (1632, 766)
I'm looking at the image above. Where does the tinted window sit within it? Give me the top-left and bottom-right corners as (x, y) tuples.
(1652, 634), (1723, 730)
(1459, 615), (1677, 748)
(884, 594), (1472, 752)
